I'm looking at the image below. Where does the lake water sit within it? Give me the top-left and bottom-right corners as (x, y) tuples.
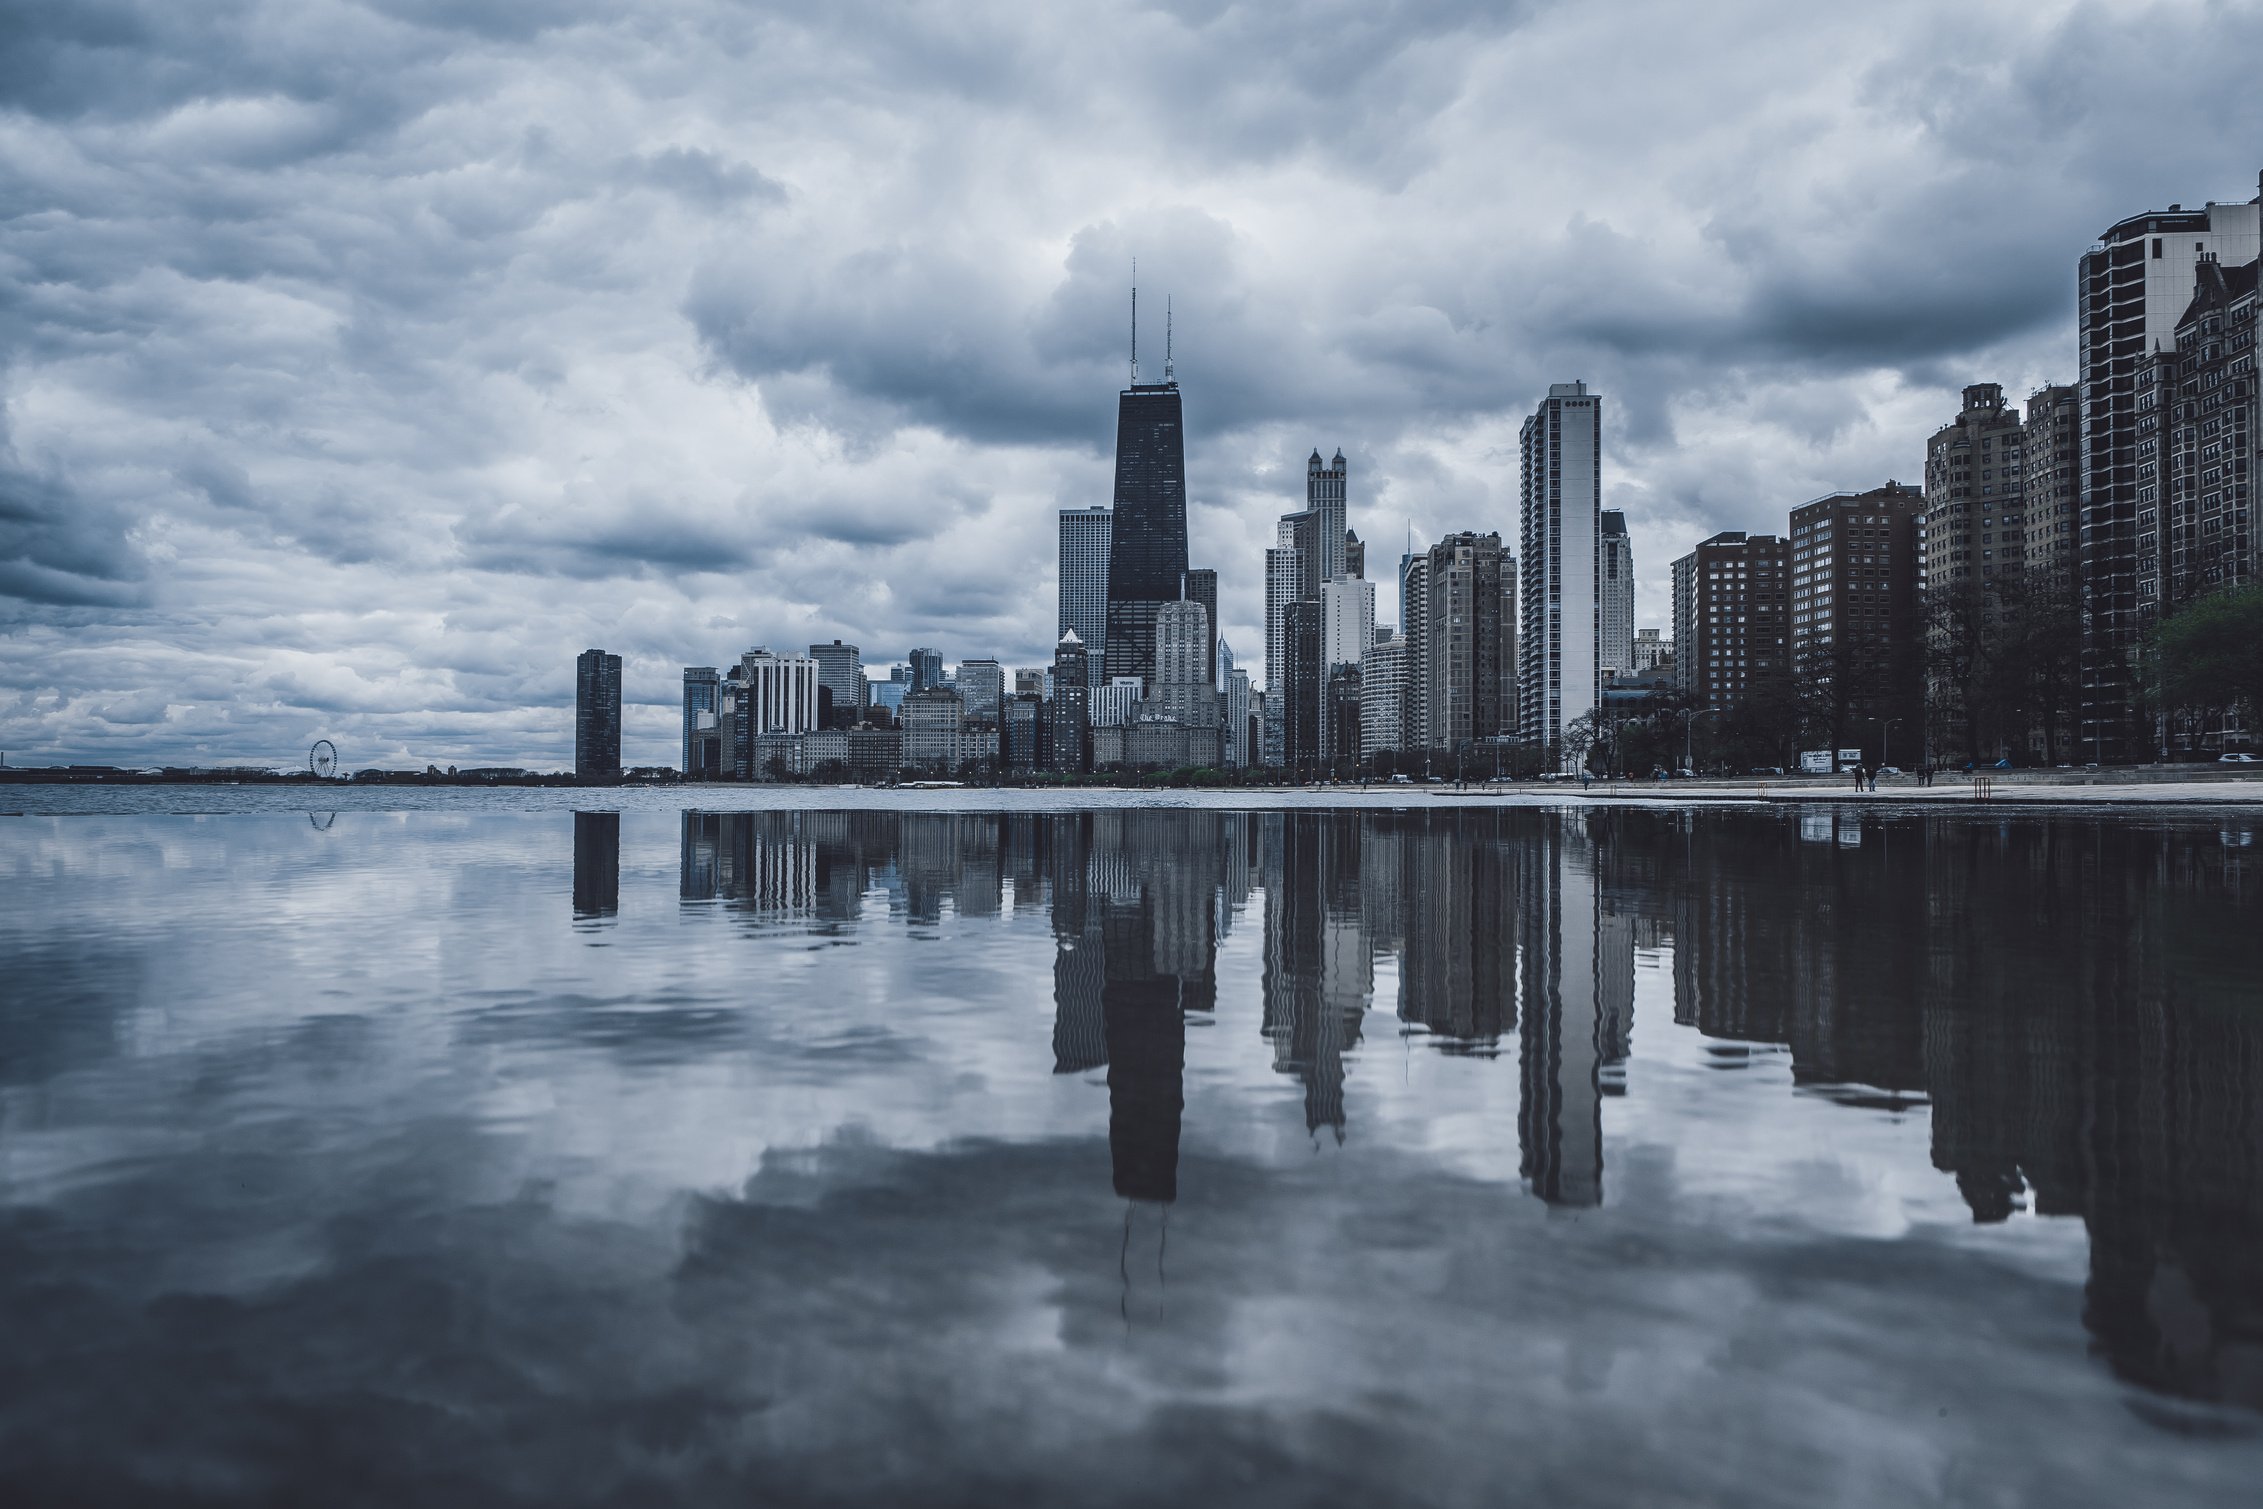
(2, 800), (2257, 1505)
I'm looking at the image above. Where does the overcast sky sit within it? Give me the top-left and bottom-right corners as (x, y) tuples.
(6, 0), (2263, 769)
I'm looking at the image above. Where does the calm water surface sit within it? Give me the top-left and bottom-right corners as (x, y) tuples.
(1, 802), (2258, 1506)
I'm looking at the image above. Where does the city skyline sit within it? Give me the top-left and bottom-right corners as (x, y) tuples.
(8, 6), (2263, 768)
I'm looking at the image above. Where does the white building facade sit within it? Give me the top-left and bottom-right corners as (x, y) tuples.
(1519, 381), (1602, 767)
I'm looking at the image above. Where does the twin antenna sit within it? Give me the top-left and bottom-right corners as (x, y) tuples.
(1129, 263), (1173, 385)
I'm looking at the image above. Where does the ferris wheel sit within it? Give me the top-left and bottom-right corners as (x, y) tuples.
(309, 739), (339, 779)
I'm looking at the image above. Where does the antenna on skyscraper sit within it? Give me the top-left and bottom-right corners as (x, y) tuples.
(1164, 295), (1174, 382)
(1130, 260), (1139, 385)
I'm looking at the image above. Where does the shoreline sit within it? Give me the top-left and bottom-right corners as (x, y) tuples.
(3, 778), (2259, 817)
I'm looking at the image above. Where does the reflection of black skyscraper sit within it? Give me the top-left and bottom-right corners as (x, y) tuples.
(572, 811), (620, 918)
(1103, 896), (1187, 1204)
(1102, 378), (1188, 690)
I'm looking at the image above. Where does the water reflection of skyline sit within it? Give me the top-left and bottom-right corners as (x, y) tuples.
(654, 805), (2263, 1415)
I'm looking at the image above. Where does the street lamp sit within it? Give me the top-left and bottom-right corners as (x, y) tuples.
(1877, 717), (1902, 769)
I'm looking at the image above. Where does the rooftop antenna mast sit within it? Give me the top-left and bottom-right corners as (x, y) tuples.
(1164, 295), (1174, 382)
(1130, 259), (1138, 385)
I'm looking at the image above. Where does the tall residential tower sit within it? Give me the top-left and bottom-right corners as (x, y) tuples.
(1519, 381), (1603, 766)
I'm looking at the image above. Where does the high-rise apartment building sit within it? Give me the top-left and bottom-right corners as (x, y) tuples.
(1280, 598), (1323, 773)
(1519, 381), (1603, 766)
(1598, 509), (1635, 677)
(1320, 577), (1375, 674)
(1925, 383), (2026, 595)
(1789, 485), (1925, 766)
(1057, 505), (1112, 684)
(907, 647), (945, 695)
(1415, 531), (1514, 754)
(1102, 376), (1189, 689)
(2143, 256), (2259, 609)
(1670, 532), (1792, 709)
(1153, 600), (1221, 764)
(2077, 190), (2260, 760)
(1317, 576), (1375, 766)
(808, 639), (863, 728)
(1398, 551), (1429, 748)
(1050, 630), (1091, 772)
(1358, 631), (1407, 761)
(1263, 537), (1304, 764)
(575, 648), (622, 781)
(681, 665), (720, 777)
(1344, 529), (1365, 581)
(2022, 384), (2080, 596)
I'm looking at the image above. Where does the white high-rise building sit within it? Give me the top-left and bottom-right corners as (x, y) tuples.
(1092, 676), (1145, 728)
(1598, 510), (1634, 677)
(1320, 577), (1375, 673)
(738, 647), (821, 734)
(1358, 631), (1407, 760)
(1519, 381), (1602, 767)
(1154, 599), (1217, 731)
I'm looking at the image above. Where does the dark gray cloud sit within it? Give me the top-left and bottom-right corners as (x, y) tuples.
(5, 1), (2263, 765)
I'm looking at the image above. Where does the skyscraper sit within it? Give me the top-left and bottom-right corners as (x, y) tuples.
(2148, 257), (2260, 606)
(907, 647), (945, 695)
(1414, 532), (1513, 754)
(957, 658), (1005, 723)
(736, 648), (820, 735)
(1263, 536), (1304, 764)
(1519, 381), (1602, 766)
(1103, 373), (1188, 689)
(1050, 630), (1091, 772)
(808, 640), (863, 728)
(1306, 448), (1347, 584)
(1789, 485), (1925, 767)
(681, 665), (720, 776)
(1925, 383), (2026, 596)
(1153, 600), (1220, 764)
(1598, 509), (1635, 677)
(575, 648), (622, 781)
(1671, 532), (1792, 710)
(2023, 384), (2081, 598)
(1358, 631), (1406, 761)
(1180, 567), (1219, 688)
(1057, 505), (1112, 683)
(2077, 189), (2260, 760)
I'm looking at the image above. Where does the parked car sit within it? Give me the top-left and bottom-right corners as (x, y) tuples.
(1749, 766), (1785, 776)
(1389, 773), (1413, 783)
(1877, 765), (1902, 776)
(1675, 768), (1696, 779)
(2221, 752), (2259, 764)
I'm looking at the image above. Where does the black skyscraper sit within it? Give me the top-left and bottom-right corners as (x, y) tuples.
(1103, 381), (1188, 689)
(575, 648), (622, 781)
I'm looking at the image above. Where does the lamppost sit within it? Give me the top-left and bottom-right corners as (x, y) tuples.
(1877, 717), (1902, 769)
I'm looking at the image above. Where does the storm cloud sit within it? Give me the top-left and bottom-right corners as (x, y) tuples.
(5, 0), (2263, 766)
